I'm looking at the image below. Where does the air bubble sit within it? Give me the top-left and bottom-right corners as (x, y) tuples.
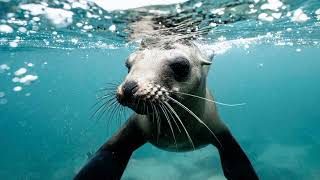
(0, 99), (8, 105)
(109, 24), (116, 32)
(13, 86), (22, 92)
(14, 68), (27, 76)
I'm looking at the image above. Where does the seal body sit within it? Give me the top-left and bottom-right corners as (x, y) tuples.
(74, 39), (259, 180)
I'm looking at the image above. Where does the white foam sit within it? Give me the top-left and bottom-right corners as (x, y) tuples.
(18, 27), (27, 33)
(9, 40), (19, 48)
(93, 0), (188, 11)
(291, 9), (310, 22)
(196, 36), (266, 56)
(194, 2), (202, 8)
(45, 7), (74, 28)
(76, 22), (83, 27)
(258, 13), (274, 22)
(20, 4), (74, 28)
(63, 3), (72, 10)
(83, 25), (93, 30)
(71, 1), (89, 10)
(32, 16), (40, 21)
(271, 12), (282, 19)
(260, 0), (283, 12)
(0, 24), (13, 33)
(209, 22), (217, 27)
(7, 19), (27, 26)
(71, 38), (79, 44)
(211, 8), (225, 15)
(20, 4), (47, 16)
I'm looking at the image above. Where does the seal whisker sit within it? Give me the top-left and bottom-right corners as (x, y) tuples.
(120, 106), (127, 122)
(146, 101), (149, 115)
(163, 101), (195, 150)
(105, 103), (117, 130)
(97, 87), (117, 92)
(159, 102), (178, 151)
(152, 104), (160, 142)
(91, 98), (115, 114)
(104, 101), (122, 131)
(143, 100), (147, 114)
(97, 83), (118, 93)
(117, 104), (125, 127)
(172, 91), (246, 107)
(149, 102), (154, 122)
(168, 96), (223, 149)
(114, 103), (121, 127)
(109, 101), (121, 123)
(91, 95), (115, 110)
(136, 98), (141, 108)
(162, 102), (181, 133)
(90, 97), (116, 121)
(152, 103), (161, 143)
(99, 99), (118, 124)
(96, 93), (115, 100)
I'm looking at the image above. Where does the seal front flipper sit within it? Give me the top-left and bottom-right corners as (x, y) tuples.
(215, 130), (259, 180)
(74, 117), (146, 180)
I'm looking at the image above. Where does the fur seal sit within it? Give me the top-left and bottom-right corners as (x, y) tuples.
(74, 38), (258, 180)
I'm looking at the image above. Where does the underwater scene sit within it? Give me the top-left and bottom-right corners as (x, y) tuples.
(0, 0), (320, 179)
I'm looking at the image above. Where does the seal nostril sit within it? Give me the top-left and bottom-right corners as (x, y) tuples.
(122, 81), (138, 100)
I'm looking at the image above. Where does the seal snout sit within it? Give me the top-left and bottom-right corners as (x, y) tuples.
(116, 80), (172, 114)
(123, 81), (138, 99)
(117, 80), (138, 106)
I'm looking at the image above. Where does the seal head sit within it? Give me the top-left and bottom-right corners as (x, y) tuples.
(116, 39), (212, 115)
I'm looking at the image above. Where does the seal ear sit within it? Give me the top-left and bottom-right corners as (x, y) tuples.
(199, 52), (214, 66)
(201, 60), (212, 66)
(201, 57), (213, 66)
(193, 42), (214, 66)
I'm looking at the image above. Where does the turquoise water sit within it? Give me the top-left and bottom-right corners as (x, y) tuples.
(1, 0), (320, 179)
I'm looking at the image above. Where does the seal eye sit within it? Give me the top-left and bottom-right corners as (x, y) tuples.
(169, 57), (190, 81)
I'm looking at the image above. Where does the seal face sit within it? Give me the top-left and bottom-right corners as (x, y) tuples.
(116, 40), (210, 116)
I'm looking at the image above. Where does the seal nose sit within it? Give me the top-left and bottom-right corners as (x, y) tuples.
(122, 81), (138, 100)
